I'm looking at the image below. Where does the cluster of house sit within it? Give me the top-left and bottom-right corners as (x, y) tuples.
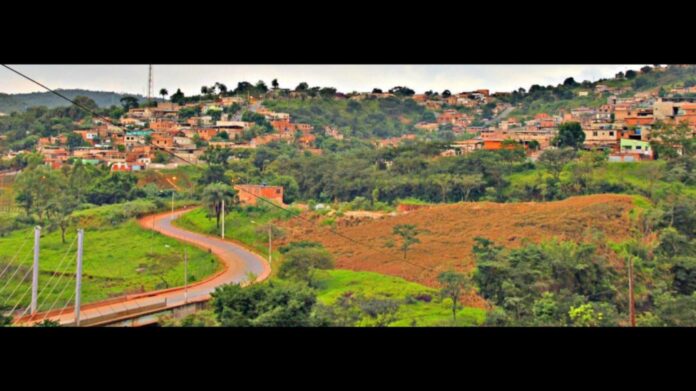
(27, 94), (339, 170)
(424, 91), (694, 162)
(13, 82), (696, 171)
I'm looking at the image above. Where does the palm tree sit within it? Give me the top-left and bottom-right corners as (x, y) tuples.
(202, 183), (237, 229)
(159, 88), (169, 102)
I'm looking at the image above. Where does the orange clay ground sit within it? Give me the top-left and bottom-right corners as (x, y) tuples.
(277, 194), (637, 306)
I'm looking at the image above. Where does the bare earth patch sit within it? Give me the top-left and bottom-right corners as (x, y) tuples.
(278, 194), (636, 307)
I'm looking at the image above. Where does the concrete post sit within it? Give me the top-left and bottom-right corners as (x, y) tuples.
(75, 229), (84, 326)
(30, 226), (41, 315)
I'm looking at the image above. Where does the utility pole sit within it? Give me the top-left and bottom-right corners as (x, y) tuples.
(30, 226), (40, 315)
(171, 176), (177, 216)
(221, 199), (225, 239)
(147, 64), (153, 101)
(75, 229), (84, 327)
(628, 256), (636, 327)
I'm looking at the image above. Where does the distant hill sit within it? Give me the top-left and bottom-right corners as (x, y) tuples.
(0, 89), (148, 114)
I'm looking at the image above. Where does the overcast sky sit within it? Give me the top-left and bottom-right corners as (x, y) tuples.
(0, 65), (643, 96)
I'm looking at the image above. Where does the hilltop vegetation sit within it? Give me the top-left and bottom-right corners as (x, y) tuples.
(264, 96), (434, 139)
(0, 89), (146, 114)
(503, 65), (696, 118)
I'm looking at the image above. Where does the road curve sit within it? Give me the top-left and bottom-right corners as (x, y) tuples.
(16, 208), (271, 326)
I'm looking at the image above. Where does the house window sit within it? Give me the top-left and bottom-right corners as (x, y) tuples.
(609, 131), (614, 136)
(593, 131), (598, 136)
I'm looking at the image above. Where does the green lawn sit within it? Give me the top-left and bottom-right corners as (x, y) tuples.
(0, 219), (221, 314)
(314, 269), (486, 327)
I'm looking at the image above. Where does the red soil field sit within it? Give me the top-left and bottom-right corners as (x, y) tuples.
(277, 194), (637, 305)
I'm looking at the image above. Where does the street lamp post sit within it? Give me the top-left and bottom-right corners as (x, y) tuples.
(171, 176), (177, 216)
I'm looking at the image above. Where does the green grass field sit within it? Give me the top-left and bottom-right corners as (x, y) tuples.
(505, 160), (696, 200)
(0, 218), (221, 315)
(314, 269), (486, 327)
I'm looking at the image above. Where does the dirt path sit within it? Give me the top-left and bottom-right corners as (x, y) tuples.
(15, 208), (271, 326)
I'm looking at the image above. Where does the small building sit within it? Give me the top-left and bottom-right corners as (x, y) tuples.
(619, 139), (653, 159)
(234, 184), (284, 206)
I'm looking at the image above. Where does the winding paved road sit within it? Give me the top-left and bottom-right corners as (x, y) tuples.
(16, 208), (271, 326)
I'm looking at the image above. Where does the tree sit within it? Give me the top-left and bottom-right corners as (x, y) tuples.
(388, 86), (415, 97)
(438, 271), (470, 322)
(625, 70), (638, 79)
(272, 79), (279, 90)
(66, 132), (86, 151)
(456, 174), (485, 201)
(538, 147), (576, 182)
(160, 310), (219, 327)
(215, 82), (228, 95)
(372, 88), (383, 94)
(651, 122), (696, 159)
(119, 96), (139, 111)
(295, 82), (309, 92)
(203, 146), (233, 168)
(170, 88), (185, 104)
(392, 224), (421, 259)
(442, 90), (452, 98)
(211, 281), (317, 327)
(278, 247), (334, 286)
(255, 80), (268, 94)
(563, 77), (578, 87)
(159, 88), (168, 101)
(198, 165), (229, 186)
(431, 173), (453, 202)
(553, 122), (585, 149)
(14, 165), (63, 220)
(46, 192), (78, 243)
(201, 183), (236, 229)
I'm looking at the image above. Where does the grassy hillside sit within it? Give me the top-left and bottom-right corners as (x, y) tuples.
(0, 207), (221, 314)
(314, 269), (485, 327)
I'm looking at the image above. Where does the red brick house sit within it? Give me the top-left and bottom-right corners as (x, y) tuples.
(234, 184), (284, 206)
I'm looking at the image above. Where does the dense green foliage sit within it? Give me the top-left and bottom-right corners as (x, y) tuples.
(264, 96), (434, 139)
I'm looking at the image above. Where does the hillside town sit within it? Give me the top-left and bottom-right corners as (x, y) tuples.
(4, 69), (696, 178)
(1, 64), (696, 330)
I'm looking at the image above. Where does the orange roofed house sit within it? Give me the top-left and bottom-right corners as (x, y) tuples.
(234, 184), (284, 206)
